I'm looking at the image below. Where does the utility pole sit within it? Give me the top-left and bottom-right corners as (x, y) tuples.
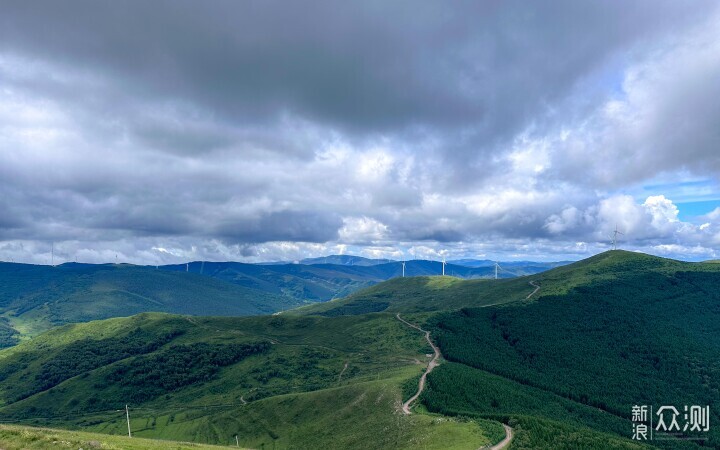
(125, 404), (132, 438)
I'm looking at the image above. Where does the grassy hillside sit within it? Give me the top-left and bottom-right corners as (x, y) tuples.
(295, 250), (720, 315)
(0, 312), (503, 449)
(0, 262), (298, 345)
(421, 251), (720, 448)
(292, 274), (536, 316)
(292, 251), (720, 448)
(0, 424), (234, 449)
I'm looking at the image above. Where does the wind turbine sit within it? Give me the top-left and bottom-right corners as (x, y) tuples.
(494, 262), (500, 280)
(610, 224), (624, 250)
(441, 257), (446, 276)
(401, 261), (406, 278)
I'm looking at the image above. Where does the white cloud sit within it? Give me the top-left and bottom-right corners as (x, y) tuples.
(338, 216), (389, 244)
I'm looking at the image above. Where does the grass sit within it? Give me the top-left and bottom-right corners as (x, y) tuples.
(0, 424), (235, 449)
(292, 275), (535, 316)
(85, 369), (502, 450)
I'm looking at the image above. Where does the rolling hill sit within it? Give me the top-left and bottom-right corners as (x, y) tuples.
(0, 312), (504, 449)
(2, 250), (715, 448)
(0, 262), (298, 346)
(425, 251), (720, 448)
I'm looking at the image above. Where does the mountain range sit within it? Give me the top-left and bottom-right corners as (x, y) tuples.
(0, 257), (568, 346)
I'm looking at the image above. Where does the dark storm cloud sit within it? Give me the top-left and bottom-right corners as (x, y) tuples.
(214, 210), (342, 243)
(0, 0), (710, 135)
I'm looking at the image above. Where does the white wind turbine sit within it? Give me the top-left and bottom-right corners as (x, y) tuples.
(610, 224), (625, 250)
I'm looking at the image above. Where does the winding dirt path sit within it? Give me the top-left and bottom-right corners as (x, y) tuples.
(486, 424), (513, 450)
(526, 280), (540, 299)
(396, 314), (441, 415)
(396, 315), (514, 448)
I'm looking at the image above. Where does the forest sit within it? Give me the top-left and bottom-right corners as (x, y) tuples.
(426, 269), (720, 448)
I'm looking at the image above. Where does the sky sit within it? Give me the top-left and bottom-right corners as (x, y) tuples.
(1, 0), (720, 265)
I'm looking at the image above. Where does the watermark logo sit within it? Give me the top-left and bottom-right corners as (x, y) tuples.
(632, 405), (710, 441)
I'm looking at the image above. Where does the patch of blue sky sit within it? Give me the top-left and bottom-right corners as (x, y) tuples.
(675, 200), (720, 222)
(620, 177), (719, 222)
(638, 178), (719, 221)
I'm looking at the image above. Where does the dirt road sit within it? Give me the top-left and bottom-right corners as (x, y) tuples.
(397, 315), (513, 448)
(486, 424), (513, 450)
(526, 280), (540, 299)
(396, 313), (441, 415)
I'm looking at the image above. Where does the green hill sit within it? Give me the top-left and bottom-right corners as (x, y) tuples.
(421, 251), (720, 448)
(291, 275), (534, 316)
(295, 250), (720, 316)
(0, 312), (503, 449)
(0, 262), (299, 346)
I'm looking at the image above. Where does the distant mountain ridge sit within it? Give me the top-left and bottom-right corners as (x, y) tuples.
(0, 256), (569, 347)
(0, 262), (298, 346)
(257, 254), (573, 269)
(158, 259), (566, 304)
(299, 255), (395, 266)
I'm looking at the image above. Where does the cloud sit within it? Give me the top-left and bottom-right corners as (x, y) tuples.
(0, 1), (719, 263)
(545, 11), (720, 187)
